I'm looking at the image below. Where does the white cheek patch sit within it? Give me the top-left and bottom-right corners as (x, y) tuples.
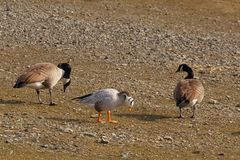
(180, 66), (183, 72)
(126, 96), (134, 106)
(62, 78), (70, 84)
(130, 100), (134, 106)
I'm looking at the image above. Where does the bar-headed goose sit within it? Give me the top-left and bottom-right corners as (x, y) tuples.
(173, 64), (204, 118)
(72, 88), (134, 123)
(13, 62), (71, 105)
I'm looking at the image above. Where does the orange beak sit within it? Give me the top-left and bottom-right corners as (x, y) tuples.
(128, 107), (132, 112)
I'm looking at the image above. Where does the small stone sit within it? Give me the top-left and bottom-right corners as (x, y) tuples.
(121, 151), (130, 158)
(64, 128), (73, 133)
(5, 139), (13, 144)
(208, 99), (218, 104)
(192, 151), (201, 154)
(40, 144), (48, 148)
(157, 136), (164, 141)
(90, 113), (98, 118)
(236, 104), (240, 108)
(9, 150), (13, 155)
(38, 116), (44, 119)
(217, 153), (224, 156)
(83, 132), (97, 137)
(98, 135), (109, 144)
(59, 126), (73, 133)
(163, 136), (173, 141)
(226, 95), (231, 100)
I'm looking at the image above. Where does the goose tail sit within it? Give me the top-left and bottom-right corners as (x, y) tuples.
(176, 96), (190, 108)
(13, 81), (25, 88)
(72, 93), (93, 101)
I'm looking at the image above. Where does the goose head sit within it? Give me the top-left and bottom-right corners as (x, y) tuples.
(176, 64), (194, 79)
(119, 91), (134, 112)
(58, 63), (72, 92)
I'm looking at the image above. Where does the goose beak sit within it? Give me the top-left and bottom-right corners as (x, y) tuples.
(128, 107), (132, 112)
(63, 79), (71, 92)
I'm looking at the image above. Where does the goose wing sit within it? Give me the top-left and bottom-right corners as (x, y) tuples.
(174, 79), (204, 106)
(74, 89), (117, 107)
(15, 63), (56, 86)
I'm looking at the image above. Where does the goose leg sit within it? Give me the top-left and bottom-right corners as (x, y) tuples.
(36, 89), (43, 104)
(49, 89), (56, 106)
(107, 111), (118, 123)
(97, 112), (106, 123)
(97, 112), (105, 123)
(179, 107), (183, 118)
(191, 105), (196, 118)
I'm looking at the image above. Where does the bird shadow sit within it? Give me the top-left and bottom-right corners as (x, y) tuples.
(0, 99), (25, 105)
(116, 113), (173, 121)
(231, 131), (240, 136)
(45, 116), (90, 124)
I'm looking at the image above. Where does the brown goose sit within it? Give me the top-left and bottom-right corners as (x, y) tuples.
(173, 64), (204, 118)
(72, 88), (134, 123)
(13, 63), (71, 105)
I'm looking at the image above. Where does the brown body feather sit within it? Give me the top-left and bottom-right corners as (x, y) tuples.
(15, 63), (61, 88)
(173, 64), (205, 118)
(13, 62), (71, 105)
(174, 79), (204, 107)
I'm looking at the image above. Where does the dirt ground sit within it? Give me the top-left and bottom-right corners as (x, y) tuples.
(0, 0), (240, 159)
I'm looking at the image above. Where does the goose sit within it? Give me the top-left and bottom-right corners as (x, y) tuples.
(72, 88), (134, 123)
(13, 62), (71, 105)
(173, 64), (204, 118)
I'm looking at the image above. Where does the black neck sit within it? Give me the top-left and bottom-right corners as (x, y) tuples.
(57, 63), (71, 79)
(185, 69), (194, 79)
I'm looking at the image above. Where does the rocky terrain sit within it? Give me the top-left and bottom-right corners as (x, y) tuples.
(0, 0), (240, 159)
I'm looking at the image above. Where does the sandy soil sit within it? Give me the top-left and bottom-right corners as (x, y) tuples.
(0, 0), (240, 159)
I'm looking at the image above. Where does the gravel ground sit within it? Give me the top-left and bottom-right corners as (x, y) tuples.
(0, 0), (240, 159)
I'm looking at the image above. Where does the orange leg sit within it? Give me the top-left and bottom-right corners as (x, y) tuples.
(97, 112), (102, 122)
(97, 112), (106, 123)
(107, 111), (118, 123)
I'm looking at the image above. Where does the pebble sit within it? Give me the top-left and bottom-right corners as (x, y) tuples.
(59, 127), (73, 133)
(98, 136), (109, 144)
(63, 128), (73, 133)
(9, 150), (13, 155)
(83, 132), (97, 138)
(217, 153), (224, 156)
(90, 113), (99, 118)
(40, 144), (49, 148)
(163, 136), (173, 141)
(5, 139), (13, 144)
(192, 151), (201, 154)
(208, 99), (218, 104)
(38, 116), (44, 119)
(121, 151), (130, 159)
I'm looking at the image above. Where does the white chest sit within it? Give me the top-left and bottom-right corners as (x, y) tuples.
(26, 82), (46, 89)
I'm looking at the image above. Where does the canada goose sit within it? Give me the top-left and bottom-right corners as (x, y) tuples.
(72, 88), (134, 123)
(173, 64), (204, 118)
(13, 62), (71, 105)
